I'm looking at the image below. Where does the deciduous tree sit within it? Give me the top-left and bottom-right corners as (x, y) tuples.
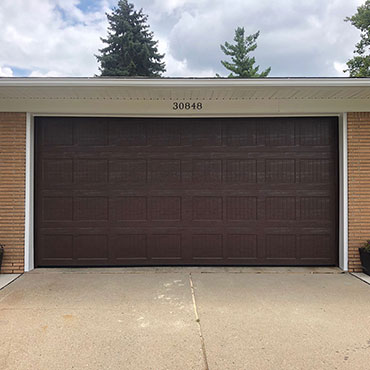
(345, 1), (370, 77)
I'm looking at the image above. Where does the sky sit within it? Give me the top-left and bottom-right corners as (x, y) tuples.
(0, 0), (366, 78)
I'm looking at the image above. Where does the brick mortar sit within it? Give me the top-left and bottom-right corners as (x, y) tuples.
(0, 113), (26, 274)
(347, 112), (370, 272)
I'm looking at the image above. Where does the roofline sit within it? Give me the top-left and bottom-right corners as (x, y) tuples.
(1, 77), (370, 88)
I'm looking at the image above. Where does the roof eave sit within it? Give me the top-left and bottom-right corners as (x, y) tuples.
(1, 77), (370, 88)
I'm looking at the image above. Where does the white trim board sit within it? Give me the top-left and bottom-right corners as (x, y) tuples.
(24, 113), (34, 272)
(339, 113), (348, 271)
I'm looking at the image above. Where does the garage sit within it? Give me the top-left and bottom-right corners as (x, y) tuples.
(34, 116), (338, 267)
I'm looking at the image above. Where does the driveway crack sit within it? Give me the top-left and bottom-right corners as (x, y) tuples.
(189, 273), (209, 370)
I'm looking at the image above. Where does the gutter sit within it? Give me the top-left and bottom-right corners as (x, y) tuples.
(1, 77), (370, 88)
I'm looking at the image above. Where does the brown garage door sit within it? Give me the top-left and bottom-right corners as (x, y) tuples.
(35, 116), (338, 267)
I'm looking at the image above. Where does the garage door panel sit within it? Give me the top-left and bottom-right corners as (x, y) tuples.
(40, 234), (74, 261)
(42, 159), (73, 185)
(299, 234), (334, 259)
(226, 234), (258, 260)
(35, 117), (338, 266)
(74, 235), (109, 261)
(265, 234), (297, 260)
(109, 120), (147, 146)
(41, 118), (73, 146)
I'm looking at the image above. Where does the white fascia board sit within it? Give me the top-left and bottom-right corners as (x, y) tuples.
(1, 77), (370, 88)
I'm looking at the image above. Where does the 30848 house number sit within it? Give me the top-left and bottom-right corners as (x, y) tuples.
(172, 102), (203, 111)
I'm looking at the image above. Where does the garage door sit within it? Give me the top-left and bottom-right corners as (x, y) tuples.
(35, 117), (338, 267)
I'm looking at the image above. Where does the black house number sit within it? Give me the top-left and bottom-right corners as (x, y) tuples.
(172, 102), (203, 111)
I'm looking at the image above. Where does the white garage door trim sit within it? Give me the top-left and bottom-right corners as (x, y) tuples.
(24, 112), (348, 271)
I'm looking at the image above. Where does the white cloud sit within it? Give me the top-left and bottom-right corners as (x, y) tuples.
(157, 38), (215, 77)
(0, 66), (13, 77)
(0, 0), (110, 77)
(0, 0), (365, 77)
(334, 62), (348, 76)
(29, 70), (64, 77)
(138, 0), (363, 77)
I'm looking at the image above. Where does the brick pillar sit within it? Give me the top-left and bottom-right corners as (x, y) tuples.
(0, 113), (26, 273)
(348, 112), (370, 272)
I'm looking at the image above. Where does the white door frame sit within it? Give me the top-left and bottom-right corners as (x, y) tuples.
(24, 113), (349, 271)
(24, 113), (34, 272)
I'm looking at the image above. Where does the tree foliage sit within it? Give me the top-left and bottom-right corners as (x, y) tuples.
(96, 0), (165, 77)
(345, 1), (370, 77)
(219, 27), (271, 78)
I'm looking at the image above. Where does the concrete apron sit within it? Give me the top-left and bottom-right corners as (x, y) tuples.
(0, 274), (21, 290)
(0, 268), (369, 370)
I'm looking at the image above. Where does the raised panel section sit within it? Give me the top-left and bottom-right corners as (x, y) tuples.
(266, 234), (296, 259)
(148, 122), (182, 146)
(226, 122), (257, 146)
(74, 197), (108, 221)
(226, 234), (257, 259)
(76, 120), (107, 146)
(192, 122), (222, 146)
(226, 197), (257, 220)
(41, 235), (73, 259)
(192, 234), (223, 259)
(300, 121), (331, 146)
(114, 234), (147, 260)
(300, 235), (332, 259)
(109, 121), (147, 146)
(76, 159), (108, 184)
(193, 197), (223, 220)
(265, 121), (295, 146)
(225, 159), (257, 183)
(301, 197), (330, 220)
(115, 197), (147, 221)
(150, 234), (182, 259)
(75, 235), (108, 260)
(150, 160), (181, 183)
(42, 120), (73, 146)
(109, 160), (147, 184)
(42, 159), (73, 185)
(192, 160), (222, 183)
(43, 197), (73, 221)
(300, 159), (331, 183)
(266, 159), (295, 183)
(266, 197), (296, 220)
(151, 197), (181, 221)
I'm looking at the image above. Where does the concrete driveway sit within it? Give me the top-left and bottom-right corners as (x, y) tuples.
(0, 268), (370, 370)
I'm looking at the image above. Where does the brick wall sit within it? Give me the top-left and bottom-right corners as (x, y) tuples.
(0, 113), (26, 274)
(348, 112), (370, 272)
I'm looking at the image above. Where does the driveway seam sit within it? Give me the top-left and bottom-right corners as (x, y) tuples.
(189, 273), (209, 370)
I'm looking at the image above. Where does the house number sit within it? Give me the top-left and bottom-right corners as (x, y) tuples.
(172, 102), (203, 111)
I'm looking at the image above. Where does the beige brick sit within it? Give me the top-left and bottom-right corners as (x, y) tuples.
(0, 113), (26, 274)
(348, 112), (370, 272)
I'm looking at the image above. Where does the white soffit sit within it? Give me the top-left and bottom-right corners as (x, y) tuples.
(0, 78), (370, 114)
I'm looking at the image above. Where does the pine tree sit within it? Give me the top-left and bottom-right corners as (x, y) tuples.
(96, 0), (165, 77)
(345, 1), (370, 77)
(219, 27), (271, 78)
